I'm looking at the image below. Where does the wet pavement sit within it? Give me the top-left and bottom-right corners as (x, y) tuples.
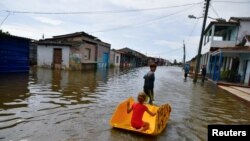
(218, 85), (250, 103)
(0, 66), (250, 141)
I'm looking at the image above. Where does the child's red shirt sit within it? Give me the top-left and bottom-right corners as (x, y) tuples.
(131, 103), (147, 129)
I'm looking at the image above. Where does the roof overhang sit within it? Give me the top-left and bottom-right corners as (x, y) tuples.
(211, 46), (250, 56)
(204, 21), (238, 34)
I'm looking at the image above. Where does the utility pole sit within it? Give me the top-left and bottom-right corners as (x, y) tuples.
(183, 40), (186, 70)
(193, 0), (210, 83)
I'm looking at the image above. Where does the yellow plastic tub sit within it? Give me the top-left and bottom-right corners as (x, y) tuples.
(110, 97), (171, 136)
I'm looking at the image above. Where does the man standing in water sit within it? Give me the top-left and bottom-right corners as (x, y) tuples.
(184, 64), (189, 80)
(143, 63), (157, 104)
(201, 65), (207, 82)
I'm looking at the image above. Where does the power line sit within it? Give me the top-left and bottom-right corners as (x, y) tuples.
(210, 3), (220, 18)
(90, 3), (199, 33)
(0, 12), (10, 28)
(185, 18), (200, 59)
(4, 2), (202, 15)
(213, 0), (250, 3)
(184, 3), (204, 60)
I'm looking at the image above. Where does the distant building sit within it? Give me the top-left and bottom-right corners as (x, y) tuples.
(147, 56), (167, 66)
(0, 34), (30, 72)
(35, 32), (111, 70)
(109, 49), (121, 67)
(117, 47), (147, 68)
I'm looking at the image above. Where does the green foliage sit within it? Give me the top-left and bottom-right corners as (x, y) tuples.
(110, 63), (115, 68)
(220, 70), (238, 81)
(0, 29), (10, 35)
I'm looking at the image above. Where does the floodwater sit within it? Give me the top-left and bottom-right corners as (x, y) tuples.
(0, 66), (250, 141)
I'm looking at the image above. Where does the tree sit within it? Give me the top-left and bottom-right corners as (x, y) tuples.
(0, 29), (10, 35)
(173, 59), (177, 65)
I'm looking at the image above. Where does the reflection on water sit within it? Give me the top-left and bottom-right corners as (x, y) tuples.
(0, 67), (250, 141)
(0, 73), (29, 110)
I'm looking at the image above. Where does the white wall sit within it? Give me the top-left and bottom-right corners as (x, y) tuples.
(202, 42), (211, 54)
(211, 40), (236, 47)
(238, 53), (250, 84)
(37, 45), (70, 69)
(244, 61), (250, 84)
(114, 52), (120, 66)
(237, 21), (250, 44)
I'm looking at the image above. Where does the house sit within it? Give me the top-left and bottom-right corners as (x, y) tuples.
(109, 49), (121, 67)
(196, 17), (250, 85)
(118, 47), (147, 68)
(147, 56), (167, 66)
(188, 56), (197, 74)
(35, 32), (111, 70)
(36, 40), (72, 69)
(210, 45), (250, 85)
(165, 60), (171, 66)
(0, 34), (30, 72)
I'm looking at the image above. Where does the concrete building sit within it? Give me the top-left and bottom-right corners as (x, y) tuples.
(36, 32), (111, 70)
(109, 49), (121, 67)
(118, 47), (147, 68)
(36, 41), (71, 70)
(194, 17), (250, 86)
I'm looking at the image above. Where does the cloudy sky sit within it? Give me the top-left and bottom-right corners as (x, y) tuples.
(0, 0), (249, 62)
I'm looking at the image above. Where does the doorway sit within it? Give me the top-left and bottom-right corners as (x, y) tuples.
(53, 48), (62, 69)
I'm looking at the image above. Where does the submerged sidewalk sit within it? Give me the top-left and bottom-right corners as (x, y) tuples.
(218, 85), (250, 103)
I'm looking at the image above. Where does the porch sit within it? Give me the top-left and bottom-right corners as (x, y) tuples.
(209, 46), (250, 86)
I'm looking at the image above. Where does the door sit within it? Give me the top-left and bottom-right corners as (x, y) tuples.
(244, 60), (250, 85)
(102, 53), (109, 68)
(53, 48), (62, 69)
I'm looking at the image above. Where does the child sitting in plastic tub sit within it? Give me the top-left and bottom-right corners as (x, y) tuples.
(127, 92), (156, 131)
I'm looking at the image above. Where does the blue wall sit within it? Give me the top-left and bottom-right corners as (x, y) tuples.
(0, 35), (30, 72)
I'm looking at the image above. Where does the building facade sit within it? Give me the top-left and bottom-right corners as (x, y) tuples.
(109, 49), (121, 67)
(36, 42), (71, 70)
(35, 32), (111, 70)
(194, 17), (250, 86)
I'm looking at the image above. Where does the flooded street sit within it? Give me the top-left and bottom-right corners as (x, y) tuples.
(0, 66), (250, 141)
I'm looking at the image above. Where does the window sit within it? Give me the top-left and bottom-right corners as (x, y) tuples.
(116, 56), (119, 63)
(84, 48), (91, 60)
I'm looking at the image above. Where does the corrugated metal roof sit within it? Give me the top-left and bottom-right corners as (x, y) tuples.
(117, 47), (147, 58)
(211, 46), (250, 56)
(49, 31), (111, 47)
(0, 34), (32, 40)
(229, 17), (250, 22)
(35, 40), (82, 46)
(53, 31), (97, 39)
